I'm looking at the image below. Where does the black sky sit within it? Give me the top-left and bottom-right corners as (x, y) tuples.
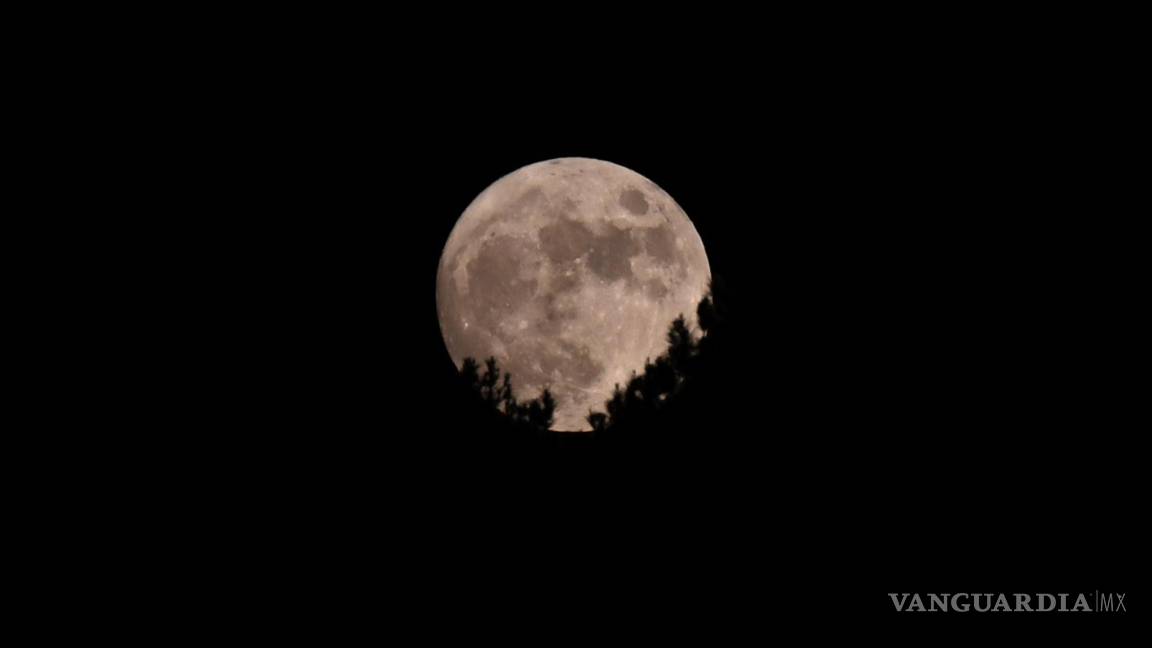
(381, 77), (1135, 607)
(219, 30), (1141, 638)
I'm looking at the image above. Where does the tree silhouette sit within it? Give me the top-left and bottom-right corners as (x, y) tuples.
(461, 357), (480, 387)
(586, 279), (727, 435)
(666, 315), (695, 377)
(458, 355), (555, 432)
(457, 277), (727, 439)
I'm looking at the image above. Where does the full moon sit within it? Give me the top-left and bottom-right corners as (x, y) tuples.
(436, 158), (710, 431)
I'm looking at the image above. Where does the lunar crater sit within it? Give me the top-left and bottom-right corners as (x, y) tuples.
(539, 219), (594, 264)
(586, 225), (640, 281)
(619, 188), (649, 215)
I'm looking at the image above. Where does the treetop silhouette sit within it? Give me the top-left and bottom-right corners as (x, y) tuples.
(459, 356), (556, 432)
(457, 277), (726, 437)
(587, 279), (726, 434)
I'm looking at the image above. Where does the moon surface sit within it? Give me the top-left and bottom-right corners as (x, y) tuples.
(437, 158), (710, 431)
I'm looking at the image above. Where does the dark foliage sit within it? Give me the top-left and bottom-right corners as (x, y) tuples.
(586, 278), (728, 437)
(454, 277), (729, 447)
(458, 356), (556, 432)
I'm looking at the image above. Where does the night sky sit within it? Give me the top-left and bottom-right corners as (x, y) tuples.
(379, 87), (1137, 632)
(212, 31), (1139, 639)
